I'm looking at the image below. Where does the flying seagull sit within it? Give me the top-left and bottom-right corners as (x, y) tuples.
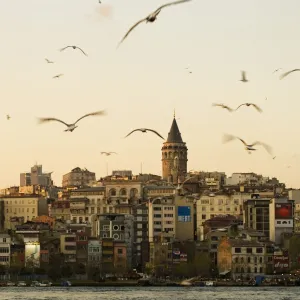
(38, 110), (106, 132)
(273, 156), (276, 160)
(45, 58), (54, 64)
(273, 68), (282, 74)
(280, 69), (300, 80)
(235, 103), (262, 113)
(101, 152), (117, 156)
(6, 115), (10, 120)
(125, 128), (164, 140)
(117, 0), (192, 47)
(222, 134), (272, 155)
(60, 46), (88, 56)
(240, 71), (248, 82)
(212, 103), (233, 112)
(53, 74), (63, 79)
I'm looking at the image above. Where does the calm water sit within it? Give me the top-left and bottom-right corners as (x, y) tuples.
(0, 286), (299, 299)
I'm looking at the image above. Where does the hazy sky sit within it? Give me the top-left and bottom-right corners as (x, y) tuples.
(1, 0), (300, 188)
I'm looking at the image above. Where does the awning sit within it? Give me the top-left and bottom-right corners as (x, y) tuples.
(219, 270), (231, 275)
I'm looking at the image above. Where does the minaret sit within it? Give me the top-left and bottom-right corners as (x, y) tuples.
(161, 112), (188, 184)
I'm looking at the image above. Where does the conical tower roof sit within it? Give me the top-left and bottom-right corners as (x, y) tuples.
(166, 117), (183, 143)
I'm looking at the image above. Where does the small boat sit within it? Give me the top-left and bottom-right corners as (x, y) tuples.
(39, 281), (52, 287)
(6, 281), (15, 286)
(205, 281), (215, 286)
(180, 279), (193, 286)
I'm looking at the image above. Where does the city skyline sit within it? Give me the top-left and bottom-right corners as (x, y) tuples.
(1, 0), (300, 188)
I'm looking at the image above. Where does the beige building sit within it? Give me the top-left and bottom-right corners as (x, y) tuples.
(2, 196), (48, 230)
(218, 232), (274, 279)
(50, 200), (71, 221)
(62, 167), (96, 187)
(196, 192), (251, 240)
(174, 194), (195, 241)
(60, 233), (76, 263)
(0, 234), (11, 267)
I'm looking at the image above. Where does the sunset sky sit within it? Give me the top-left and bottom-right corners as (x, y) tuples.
(1, 0), (300, 188)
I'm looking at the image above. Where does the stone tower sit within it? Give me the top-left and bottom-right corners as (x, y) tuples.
(162, 114), (188, 184)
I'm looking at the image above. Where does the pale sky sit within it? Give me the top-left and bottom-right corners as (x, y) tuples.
(1, 0), (300, 188)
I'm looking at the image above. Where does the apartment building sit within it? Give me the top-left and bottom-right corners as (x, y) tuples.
(196, 192), (250, 240)
(62, 167), (96, 187)
(0, 234), (11, 267)
(60, 233), (76, 263)
(2, 196), (48, 230)
(50, 200), (70, 221)
(148, 197), (176, 243)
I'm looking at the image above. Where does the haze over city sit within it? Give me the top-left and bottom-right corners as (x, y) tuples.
(1, 0), (300, 187)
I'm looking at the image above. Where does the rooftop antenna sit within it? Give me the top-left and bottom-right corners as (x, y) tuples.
(174, 109), (176, 119)
(141, 162), (143, 174)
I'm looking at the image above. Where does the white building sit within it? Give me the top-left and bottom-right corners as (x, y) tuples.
(226, 173), (268, 186)
(148, 197), (176, 243)
(0, 234), (11, 267)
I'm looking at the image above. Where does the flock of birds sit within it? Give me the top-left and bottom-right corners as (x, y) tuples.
(4, 0), (300, 160)
(210, 68), (300, 158)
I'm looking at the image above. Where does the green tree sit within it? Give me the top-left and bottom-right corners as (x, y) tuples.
(193, 251), (211, 276)
(61, 265), (73, 278)
(289, 235), (300, 270)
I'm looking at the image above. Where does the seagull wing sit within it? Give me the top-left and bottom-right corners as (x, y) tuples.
(224, 105), (233, 112)
(251, 141), (273, 155)
(280, 69), (300, 80)
(100, 152), (107, 155)
(117, 18), (148, 47)
(222, 133), (237, 144)
(76, 47), (88, 56)
(146, 129), (165, 140)
(60, 46), (72, 52)
(251, 104), (262, 112)
(74, 110), (106, 125)
(125, 129), (143, 138)
(237, 138), (248, 146)
(212, 103), (222, 107)
(110, 152), (118, 154)
(241, 71), (246, 80)
(153, 0), (192, 14)
(235, 104), (246, 111)
(37, 117), (69, 127)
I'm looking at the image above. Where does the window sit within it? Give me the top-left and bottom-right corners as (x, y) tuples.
(0, 247), (9, 253)
(246, 248), (252, 254)
(235, 248), (241, 253)
(247, 257), (251, 263)
(256, 248), (263, 254)
(3, 238), (6, 243)
(103, 225), (110, 231)
(117, 248), (123, 254)
(154, 207), (161, 211)
(202, 214), (206, 220)
(235, 257), (238, 263)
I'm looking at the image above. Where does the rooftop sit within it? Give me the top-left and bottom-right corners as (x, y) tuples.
(166, 117), (184, 143)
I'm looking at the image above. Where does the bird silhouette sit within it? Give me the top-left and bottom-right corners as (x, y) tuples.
(280, 69), (300, 80)
(125, 128), (164, 139)
(273, 68), (282, 74)
(273, 156), (276, 160)
(240, 71), (248, 82)
(117, 0), (192, 47)
(101, 152), (117, 156)
(60, 46), (88, 56)
(235, 103), (262, 113)
(222, 134), (272, 155)
(38, 110), (106, 132)
(53, 74), (63, 79)
(212, 103), (234, 112)
(45, 58), (54, 64)
(6, 115), (11, 120)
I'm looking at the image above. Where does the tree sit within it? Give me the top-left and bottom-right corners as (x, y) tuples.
(288, 235), (300, 270)
(61, 265), (73, 278)
(193, 251), (211, 276)
(74, 263), (86, 275)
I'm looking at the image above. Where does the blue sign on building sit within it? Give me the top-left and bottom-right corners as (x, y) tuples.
(178, 206), (191, 222)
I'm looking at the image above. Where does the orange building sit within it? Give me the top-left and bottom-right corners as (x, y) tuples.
(33, 215), (55, 229)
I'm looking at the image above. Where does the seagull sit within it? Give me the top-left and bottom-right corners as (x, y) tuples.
(45, 58), (54, 64)
(125, 128), (164, 140)
(101, 152), (117, 156)
(6, 115), (10, 120)
(212, 103), (234, 112)
(38, 110), (106, 132)
(117, 0), (192, 47)
(273, 68), (282, 74)
(235, 103), (262, 113)
(273, 156), (276, 160)
(284, 164), (291, 169)
(222, 134), (272, 155)
(53, 74), (63, 79)
(60, 46), (88, 56)
(280, 69), (300, 80)
(240, 71), (248, 82)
